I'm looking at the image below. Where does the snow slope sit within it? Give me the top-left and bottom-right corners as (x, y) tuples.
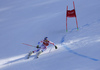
(0, 0), (100, 70)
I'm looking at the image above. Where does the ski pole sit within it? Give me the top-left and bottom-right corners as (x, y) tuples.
(49, 46), (53, 53)
(22, 43), (36, 47)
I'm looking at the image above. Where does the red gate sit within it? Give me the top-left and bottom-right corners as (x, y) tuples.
(66, 1), (78, 32)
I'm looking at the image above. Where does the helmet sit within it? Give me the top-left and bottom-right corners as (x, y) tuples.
(44, 37), (48, 40)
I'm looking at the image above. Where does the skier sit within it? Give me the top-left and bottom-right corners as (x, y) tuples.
(27, 37), (57, 58)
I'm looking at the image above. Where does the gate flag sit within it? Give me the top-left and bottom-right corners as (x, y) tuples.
(67, 9), (76, 17)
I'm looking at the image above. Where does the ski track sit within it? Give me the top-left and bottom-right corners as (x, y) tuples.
(0, 53), (32, 69)
(60, 23), (99, 61)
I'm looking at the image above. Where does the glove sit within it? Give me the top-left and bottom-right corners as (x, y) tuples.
(55, 45), (57, 49)
(36, 45), (39, 48)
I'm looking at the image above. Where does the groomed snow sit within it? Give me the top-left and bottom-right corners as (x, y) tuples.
(0, 0), (100, 70)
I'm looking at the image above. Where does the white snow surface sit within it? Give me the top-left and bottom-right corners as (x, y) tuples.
(0, 0), (100, 70)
